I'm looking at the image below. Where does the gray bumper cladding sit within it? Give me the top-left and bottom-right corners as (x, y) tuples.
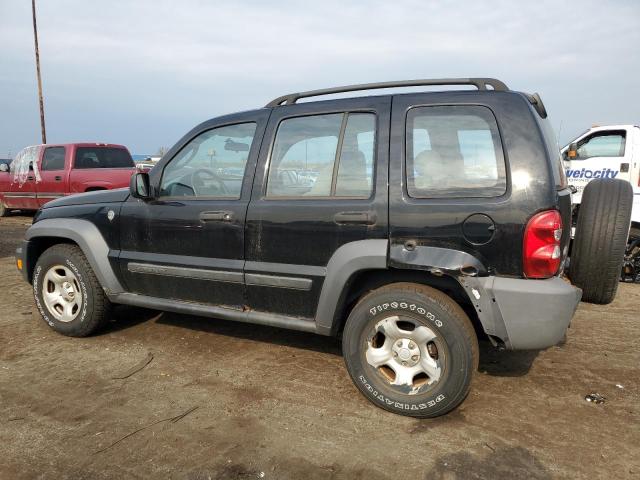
(462, 276), (582, 350)
(15, 240), (29, 283)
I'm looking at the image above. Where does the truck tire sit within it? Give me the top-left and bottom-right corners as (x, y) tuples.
(33, 244), (111, 337)
(342, 282), (478, 418)
(622, 226), (640, 283)
(570, 178), (633, 304)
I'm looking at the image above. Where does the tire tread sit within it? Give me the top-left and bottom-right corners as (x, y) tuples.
(571, 179), (633, 304)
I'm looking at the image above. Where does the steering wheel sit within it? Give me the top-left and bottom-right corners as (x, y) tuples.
(189, 168), (229, 196)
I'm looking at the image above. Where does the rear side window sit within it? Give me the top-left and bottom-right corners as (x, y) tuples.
(406, 105), (506, 198)
(266, 112), (375, 198)
(41, 147), (66, 171)
(74, 147), (134, 169)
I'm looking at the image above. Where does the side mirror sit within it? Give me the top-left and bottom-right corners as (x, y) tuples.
(0, 163), (8, 173)
(130, 172), (152, 199)
(567, 142), (578, 159)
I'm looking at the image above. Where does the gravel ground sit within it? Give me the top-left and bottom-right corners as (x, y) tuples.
(0, 213), (638, 479)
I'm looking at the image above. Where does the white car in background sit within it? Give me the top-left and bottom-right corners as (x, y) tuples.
(562, 125), (640, 282)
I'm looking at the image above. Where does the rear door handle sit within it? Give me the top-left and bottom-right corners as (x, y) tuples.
(334, 211), (376, 225)
(27, 176), (34, 181)
(199, 211), (234, 222)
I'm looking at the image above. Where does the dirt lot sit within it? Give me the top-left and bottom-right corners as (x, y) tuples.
(0, 213), (638, 479)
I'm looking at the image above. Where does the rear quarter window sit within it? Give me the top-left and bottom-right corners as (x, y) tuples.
(74, 147), (134, 169)
(538, 118), (567, 189)
(406, 105), (506, 198)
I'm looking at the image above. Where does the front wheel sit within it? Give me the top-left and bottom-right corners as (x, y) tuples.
(342, 283), (478, 418)
(33, 244), (111, 337)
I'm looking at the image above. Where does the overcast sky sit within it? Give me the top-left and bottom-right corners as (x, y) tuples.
(1, 0), (638, 156)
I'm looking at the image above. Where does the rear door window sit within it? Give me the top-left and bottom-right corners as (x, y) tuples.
(266, 112), (375, 198)
(74, 147), (134, 169)
(406, 105), (506, 198)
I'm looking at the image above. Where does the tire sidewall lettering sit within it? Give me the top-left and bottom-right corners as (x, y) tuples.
(369, 300), (443, 328)
(358, 374), (446, 410)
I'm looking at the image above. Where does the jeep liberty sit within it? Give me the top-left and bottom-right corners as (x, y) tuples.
(16, 78), (587, 417)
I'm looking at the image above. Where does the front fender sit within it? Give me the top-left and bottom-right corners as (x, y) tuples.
(25, 218), (124, 295)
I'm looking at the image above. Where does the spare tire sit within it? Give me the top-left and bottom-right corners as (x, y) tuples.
(570, 178), (633, 304)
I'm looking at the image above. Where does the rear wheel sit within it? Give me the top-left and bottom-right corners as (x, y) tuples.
(342, 283), (478, 418)
(33, 244), (111, 337)
(570, 178), (633, 304)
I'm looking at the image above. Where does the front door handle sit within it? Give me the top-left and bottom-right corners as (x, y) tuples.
(54, 176), (62, 181)
(334, 211), (376, 225)
(27, 176), (34, 181)
(199, 211), (234, 222)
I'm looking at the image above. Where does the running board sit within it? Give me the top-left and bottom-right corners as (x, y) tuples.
(109, 292), (321, 334)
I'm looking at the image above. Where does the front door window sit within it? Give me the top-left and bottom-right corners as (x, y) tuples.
(576, 132), (626, 159)
(160, 123), (257, 199)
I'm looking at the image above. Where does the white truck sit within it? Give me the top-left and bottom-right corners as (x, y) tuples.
(562, 125), (640, 282)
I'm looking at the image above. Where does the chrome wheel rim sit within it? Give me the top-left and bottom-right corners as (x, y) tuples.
(41, 265), (83, 323)
(365, 315), (445, 395)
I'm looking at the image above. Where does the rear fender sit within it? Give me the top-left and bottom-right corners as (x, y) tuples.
(315, 241), (495, 339)
(388, 244), (506, 342)
(389, 244), (488, 277)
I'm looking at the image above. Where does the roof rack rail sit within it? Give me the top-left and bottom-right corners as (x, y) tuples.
(266, 78), (509, 107)
(524, 92), (548, 119)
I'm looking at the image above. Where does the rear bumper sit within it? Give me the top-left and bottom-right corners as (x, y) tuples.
(461, 276), (582, 350)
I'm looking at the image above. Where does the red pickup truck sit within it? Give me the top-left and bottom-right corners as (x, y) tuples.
(0, 143), (136, 216)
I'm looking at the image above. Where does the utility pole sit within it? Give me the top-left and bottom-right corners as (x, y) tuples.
(32, 0), (46, 144)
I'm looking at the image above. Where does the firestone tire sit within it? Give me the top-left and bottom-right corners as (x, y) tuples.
(342, 283), (478, 418)
(570, 178), (633, 304)
(33, 244), (111, 337)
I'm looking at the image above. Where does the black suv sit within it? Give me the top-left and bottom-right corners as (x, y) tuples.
(16, 78), (583, 417)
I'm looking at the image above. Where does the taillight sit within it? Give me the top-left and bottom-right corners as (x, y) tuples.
(523, 210), (563, 279)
